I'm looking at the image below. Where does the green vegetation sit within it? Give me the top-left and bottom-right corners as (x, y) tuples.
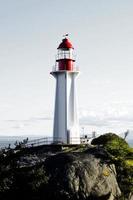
(125, 159), (133, 167)
(92, 133), (133, 199)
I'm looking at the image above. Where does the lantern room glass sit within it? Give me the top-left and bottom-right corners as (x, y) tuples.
(57, 49), (75, 60)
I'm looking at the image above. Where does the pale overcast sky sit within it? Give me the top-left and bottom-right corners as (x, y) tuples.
(0, 0), (133, 137)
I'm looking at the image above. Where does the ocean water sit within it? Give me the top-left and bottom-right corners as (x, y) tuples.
(128, 140), (133, 147)
(0, 136), (44, 149)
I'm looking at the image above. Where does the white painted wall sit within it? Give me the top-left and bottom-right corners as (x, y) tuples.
(51, 71), (80, 144)
(66, 72), (80, 144)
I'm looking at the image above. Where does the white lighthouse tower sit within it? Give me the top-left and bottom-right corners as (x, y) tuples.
(51, 36), (80, 144)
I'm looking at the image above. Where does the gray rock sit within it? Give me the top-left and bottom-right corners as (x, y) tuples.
(0, 147), (122, 200)
(45, 152), (121, 200)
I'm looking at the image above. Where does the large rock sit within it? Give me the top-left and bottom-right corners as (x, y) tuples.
(0, 147), (121, 200)
(44, 151), (121, 200)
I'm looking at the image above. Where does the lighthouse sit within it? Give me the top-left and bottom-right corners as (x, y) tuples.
(50, 36), (80, 144)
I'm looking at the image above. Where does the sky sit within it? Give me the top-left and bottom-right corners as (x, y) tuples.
(0, 0), (133, 138)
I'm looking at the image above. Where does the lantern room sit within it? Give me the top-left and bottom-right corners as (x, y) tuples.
(56, 38), (76, 71)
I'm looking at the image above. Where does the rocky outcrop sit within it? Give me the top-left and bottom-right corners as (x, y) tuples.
(0, 146), (121, 200)
(44, 152), (121, 200)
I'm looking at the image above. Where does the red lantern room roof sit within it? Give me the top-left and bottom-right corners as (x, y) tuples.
(57, 38), (74, 49)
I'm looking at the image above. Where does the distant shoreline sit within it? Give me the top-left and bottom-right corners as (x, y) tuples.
(0, 135), (49, 148)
